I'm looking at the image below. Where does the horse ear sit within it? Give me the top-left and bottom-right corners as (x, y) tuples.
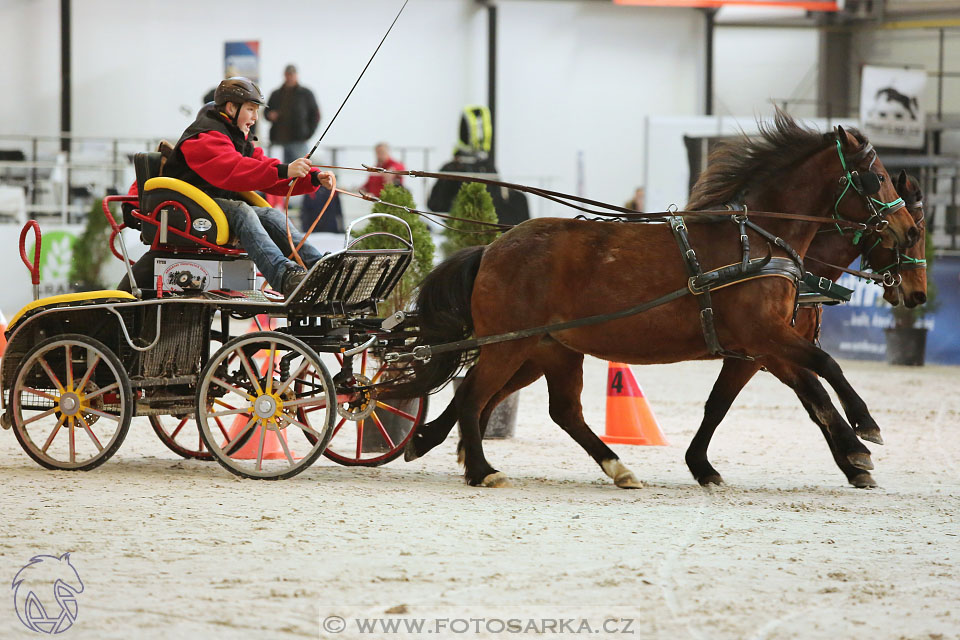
(896, 169), (907, 191)
(836, 125), (847, 146)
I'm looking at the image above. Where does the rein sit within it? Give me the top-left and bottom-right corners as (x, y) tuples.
(313, 163), (890, 232)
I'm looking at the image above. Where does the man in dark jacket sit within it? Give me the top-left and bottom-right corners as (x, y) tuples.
(164, 77), (333, 296)
(265, 65), (321, 163)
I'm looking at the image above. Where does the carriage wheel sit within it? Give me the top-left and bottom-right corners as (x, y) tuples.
(301, 350), (428, 467)
(150, 414), (213, 460)
(10, 335), (132, 471)
(195, 331), (335, 480)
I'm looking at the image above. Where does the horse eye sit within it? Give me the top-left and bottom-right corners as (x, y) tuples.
(878, 174), (885, 183)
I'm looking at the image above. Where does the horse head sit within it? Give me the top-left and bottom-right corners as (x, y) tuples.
(877, 171), (928, 307)
(832, 125), (920, 250)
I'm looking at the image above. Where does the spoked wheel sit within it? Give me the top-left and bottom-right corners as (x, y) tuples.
(10, 335), (132, 471)
(306, 350), (428, 467)
(149, 414), (216, 460)
(196, 331), (335, 480)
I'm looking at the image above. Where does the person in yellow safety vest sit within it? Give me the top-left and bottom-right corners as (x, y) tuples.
(427, 105), (529, 226)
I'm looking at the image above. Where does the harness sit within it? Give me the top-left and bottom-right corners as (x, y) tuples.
(668, 213), (803, 360)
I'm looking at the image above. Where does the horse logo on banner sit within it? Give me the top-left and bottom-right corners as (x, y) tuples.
(11, 553), (84, 634)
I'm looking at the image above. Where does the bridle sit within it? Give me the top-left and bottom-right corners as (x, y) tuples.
(857, 196), (927, 288)
(832, 138), (905, 241)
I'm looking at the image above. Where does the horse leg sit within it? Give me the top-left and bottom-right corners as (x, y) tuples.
(538, 349), (643, 488)
(685, 359), (761, 486)
(766, 363), (877, 488)
(765, 333), (883, 445)
(456, 341), (538, 487)
(477, 360), (544, 439)
(406, 360), (545, 462)
(404, 386), (461, 462)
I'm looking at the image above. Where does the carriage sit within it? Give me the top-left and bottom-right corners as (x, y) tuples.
(0, 151), (429, 480)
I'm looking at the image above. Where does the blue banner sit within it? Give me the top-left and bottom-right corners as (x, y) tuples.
(818, 254), (960, 365)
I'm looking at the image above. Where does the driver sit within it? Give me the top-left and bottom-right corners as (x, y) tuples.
(162, 76), (333, 296)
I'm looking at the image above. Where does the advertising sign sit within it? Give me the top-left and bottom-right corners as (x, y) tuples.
(818, 255), (960, 365)
(859, 65), (927, 149)
(224, 41), (260, 82)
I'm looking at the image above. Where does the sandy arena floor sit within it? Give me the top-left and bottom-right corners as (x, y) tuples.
(1, 356), (958, 639)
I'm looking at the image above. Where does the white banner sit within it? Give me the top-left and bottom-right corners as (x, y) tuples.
(859, 65), (927, 149)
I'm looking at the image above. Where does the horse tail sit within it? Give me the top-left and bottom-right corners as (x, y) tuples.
(389, 245), (485, 398)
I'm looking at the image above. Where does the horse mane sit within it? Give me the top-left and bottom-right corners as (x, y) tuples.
(686, 108), (868, 213)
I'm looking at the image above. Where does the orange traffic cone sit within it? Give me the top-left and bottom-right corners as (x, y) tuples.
(222, 349), (295, 461)
(600, 362), (668, 446)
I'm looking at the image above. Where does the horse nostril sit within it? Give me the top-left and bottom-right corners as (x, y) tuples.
(913, 292), (927, 306)
(902, 225), (919, 247)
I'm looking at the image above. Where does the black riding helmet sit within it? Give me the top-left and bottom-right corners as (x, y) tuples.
(214, 77), (266, 125)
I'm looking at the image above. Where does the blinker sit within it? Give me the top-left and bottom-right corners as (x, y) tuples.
(852, 171), (882, 196)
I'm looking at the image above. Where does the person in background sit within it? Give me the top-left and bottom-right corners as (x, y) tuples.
(625, 186), (645, 212)
(360, 142), (405, 197)
(265, 65), (321, 163)
(301, 186), (344, 234)
(428, 105), (529, 226)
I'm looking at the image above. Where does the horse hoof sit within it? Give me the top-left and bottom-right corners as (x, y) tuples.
(850, 472), (877, 489)
(847, 452), (874, 471)
(698, 474), (723, 486)
(403, 439), (421, 462)
(480, 472), (511, 488)
(601, 459), (643, 489)
(615, 474), (643, 489)
(855, 426), (884, 445)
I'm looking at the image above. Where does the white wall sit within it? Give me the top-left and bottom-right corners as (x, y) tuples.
(713, 26), (821, 119)
(497, 2), (705, 208)
(1, 0), (707, 215)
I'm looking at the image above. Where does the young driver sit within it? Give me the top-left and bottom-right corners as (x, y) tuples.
(162, 76), (333, 296)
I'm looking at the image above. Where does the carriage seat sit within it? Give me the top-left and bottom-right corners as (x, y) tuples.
(130, 151), (269, 251)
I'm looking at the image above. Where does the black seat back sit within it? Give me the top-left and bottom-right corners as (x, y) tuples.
(134, 152), (163, 204)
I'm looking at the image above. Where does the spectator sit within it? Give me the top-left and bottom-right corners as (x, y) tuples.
(265, 64), (321, 163)
(624, 186), (645, 212)
(361, 142), (405, 197)
(301, 186), (344, 234)
(428, 105), (529, 226)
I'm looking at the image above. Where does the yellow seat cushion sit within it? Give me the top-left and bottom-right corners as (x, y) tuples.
(143, 177), (230, 246)
(8, 291), (136, 330)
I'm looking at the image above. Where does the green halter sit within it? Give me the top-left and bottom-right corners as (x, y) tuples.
(833, 139), (905, 244)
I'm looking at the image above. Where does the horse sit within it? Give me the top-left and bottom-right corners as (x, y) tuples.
(397, 113), (920, 487)
(685, 171), (927, 489)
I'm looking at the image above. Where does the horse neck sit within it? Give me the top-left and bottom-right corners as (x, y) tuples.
(804, 229), (861, 279)
(742, 151), (838, 258)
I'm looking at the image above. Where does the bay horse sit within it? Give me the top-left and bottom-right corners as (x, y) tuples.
(400, 114), (920, 487)
(685, 171), (927, 488)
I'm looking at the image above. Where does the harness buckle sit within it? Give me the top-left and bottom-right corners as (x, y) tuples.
(818, 277), (832, 292)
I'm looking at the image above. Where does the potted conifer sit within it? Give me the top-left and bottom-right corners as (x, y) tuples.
(442, 182), (519, 439)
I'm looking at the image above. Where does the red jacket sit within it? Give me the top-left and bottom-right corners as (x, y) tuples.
(361, 157), (405, 197)
(181, 132), (320, 197)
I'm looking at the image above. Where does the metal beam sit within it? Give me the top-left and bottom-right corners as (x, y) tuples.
(60, 0), (70, 154)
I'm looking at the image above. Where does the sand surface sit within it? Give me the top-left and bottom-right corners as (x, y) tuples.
(1, 356), (958, 639)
